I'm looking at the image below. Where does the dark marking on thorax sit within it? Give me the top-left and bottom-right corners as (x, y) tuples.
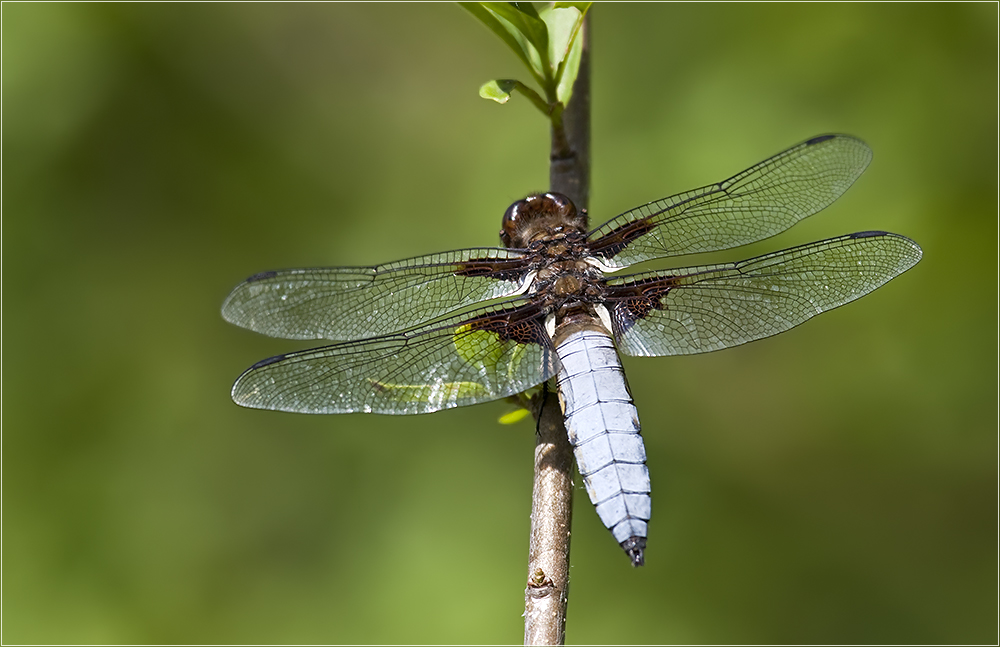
(521, 231), (607, 323)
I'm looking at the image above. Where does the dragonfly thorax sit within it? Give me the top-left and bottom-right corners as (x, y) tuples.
(526, 248), (606, 327)
(501, 192), (601, 319)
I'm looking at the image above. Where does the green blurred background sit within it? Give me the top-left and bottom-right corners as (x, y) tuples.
(4, 3), (996, 644)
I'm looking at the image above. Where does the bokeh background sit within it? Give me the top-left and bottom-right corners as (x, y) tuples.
(4, 3), (996, 644)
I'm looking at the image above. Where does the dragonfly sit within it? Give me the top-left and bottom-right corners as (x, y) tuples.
(222, 134), (922, 567)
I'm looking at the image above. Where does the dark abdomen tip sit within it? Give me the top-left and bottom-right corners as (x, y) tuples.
(621, 536), (646, 567)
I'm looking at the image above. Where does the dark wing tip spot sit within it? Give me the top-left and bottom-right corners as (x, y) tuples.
(247, 270), (278, 283)
(249, 353), (288, 370)
(849, 230), (889, 239)
(805, 134), (837, 145)
(621, 536), (646, 567)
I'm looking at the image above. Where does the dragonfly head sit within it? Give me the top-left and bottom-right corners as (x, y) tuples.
(500, 192), (589, 249)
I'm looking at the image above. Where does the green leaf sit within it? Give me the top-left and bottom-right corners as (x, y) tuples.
(539, 5), (580, 70)
(459, 3), (541, 84)
(479, 79), (518, 104)
(462, 3), (586, 110)
(481, 2), (552, 85)
(554, 17), (583, 106)
(553, 1), (592, 13)
(512, 2), (541, 19)
(535, 3), (587, 106)
(477, 78), (552, 117)
(481, 3), (549, 56)
(498, 407), (531, 425)
(367, 378), (490, 402)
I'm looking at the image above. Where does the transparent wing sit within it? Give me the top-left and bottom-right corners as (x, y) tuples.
(605, 232), (922, 357)
(231, 302), (555, 414)
(588, 135), (873, 269)
(222, 248), (530, 340)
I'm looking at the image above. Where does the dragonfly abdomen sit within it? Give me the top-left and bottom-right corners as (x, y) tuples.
(553, 323), (651, 566)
